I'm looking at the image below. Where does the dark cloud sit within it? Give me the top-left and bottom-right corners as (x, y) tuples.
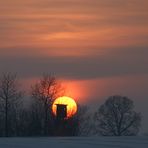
(0, 47), (147, 80)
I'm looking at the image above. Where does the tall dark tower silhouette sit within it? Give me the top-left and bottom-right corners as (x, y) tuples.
(55, 104), (67, 136)
(56, 104), (67, 120)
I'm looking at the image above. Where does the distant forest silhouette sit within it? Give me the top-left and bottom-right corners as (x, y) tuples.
(0, 73), (141, 137)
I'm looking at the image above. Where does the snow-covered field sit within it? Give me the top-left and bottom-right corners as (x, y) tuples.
(0, 137), (148, 148)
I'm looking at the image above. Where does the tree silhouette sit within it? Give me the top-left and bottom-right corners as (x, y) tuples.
(77, 105), (94, 136)
(94, 95), (141, 136)
(31, 74), (63, 136)
(0, 73), (23, 137)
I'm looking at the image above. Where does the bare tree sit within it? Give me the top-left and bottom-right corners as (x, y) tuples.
(0, 73), (23, 137)
(31, 74), (63, 135)
(77, 105), (94, 136)
(94, 95), (141, 136)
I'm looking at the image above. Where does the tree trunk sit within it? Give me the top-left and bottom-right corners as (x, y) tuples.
(5, 97), (8, 137)
(44, 104), (48, 136)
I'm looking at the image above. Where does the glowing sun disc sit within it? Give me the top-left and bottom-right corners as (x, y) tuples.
(52, 96), (77, 118)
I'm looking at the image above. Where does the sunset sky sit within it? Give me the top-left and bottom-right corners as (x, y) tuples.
(0, 0), (148, 131)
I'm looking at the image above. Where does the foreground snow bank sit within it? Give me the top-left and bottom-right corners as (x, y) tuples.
(0, 136), (148, 148)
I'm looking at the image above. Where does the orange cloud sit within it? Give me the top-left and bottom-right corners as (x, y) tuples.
(60, 74), (148, 104)
(1, 0), (148, 58)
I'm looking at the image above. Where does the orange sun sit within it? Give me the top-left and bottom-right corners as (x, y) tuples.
(52, 96), (77, 118)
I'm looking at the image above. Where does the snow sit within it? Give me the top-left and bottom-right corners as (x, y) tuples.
(0, 137), (148, 148)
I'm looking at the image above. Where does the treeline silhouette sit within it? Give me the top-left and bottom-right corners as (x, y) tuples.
(0, 73), (141, 137)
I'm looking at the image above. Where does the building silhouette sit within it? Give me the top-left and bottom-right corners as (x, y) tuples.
(56, 104), (67, 120)
(54, 104), (67, 136)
